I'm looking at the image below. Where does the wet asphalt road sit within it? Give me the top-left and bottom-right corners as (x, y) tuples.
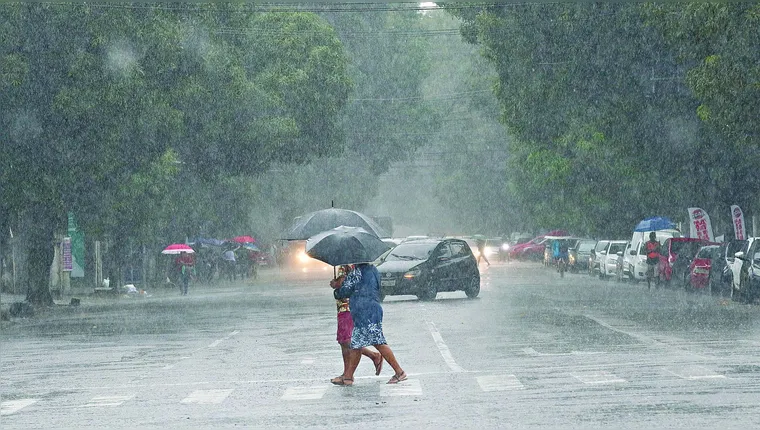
(3, 262), (760, 429)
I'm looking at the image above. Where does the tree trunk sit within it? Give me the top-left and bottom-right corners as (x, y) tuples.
(25, 210), (57, 306)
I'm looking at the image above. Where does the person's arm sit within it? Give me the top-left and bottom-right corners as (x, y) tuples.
(334, 270), (359, 299)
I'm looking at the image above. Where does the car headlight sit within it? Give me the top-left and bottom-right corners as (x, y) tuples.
(297, 251), (311, 263)
(501, 243), (510, 251)
(404, 267), (422, 279)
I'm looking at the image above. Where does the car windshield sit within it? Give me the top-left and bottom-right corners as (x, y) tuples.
(670, 241), (704, 258)
(577, 241), (596, 252)
(595, 241), (609, 252)
(696, 246), (720, 259)
(608, 243), (626, 254)
(384, 242), (437, 261)
(728, 241), (746, 255)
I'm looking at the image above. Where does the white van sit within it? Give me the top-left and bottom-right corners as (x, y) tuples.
(629, 229), (681, 281)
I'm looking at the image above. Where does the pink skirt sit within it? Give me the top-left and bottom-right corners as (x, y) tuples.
(336, 312), (354, 345)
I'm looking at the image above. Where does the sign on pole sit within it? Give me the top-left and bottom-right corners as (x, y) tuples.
(62, 237), (73, 271)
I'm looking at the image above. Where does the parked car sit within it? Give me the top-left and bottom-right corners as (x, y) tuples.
(711, 239), (746, 296)
(658, 237), (716, 285)
(686, 245), (720, 292)
(731, 237), (760, 303)
(598, 240), (628, 279)
(589, 240), (610, 276)
(616, 241), (635, 282)
(568, 239), (596, 273)
(376, 238), (480, 301)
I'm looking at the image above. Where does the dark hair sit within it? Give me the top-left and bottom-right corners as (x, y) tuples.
(649, 232), (657, 240)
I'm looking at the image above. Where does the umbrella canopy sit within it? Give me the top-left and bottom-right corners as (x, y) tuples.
(282, 208), (389, 240)
(231, 235), (256, 243)
(162, 244), (195, 255)
(305, 226), (392, 266)
(634, 217), (675, 232)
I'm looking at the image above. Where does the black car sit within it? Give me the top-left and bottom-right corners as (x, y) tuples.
(376, 238), (480, 301)
(568, 239), (596, 273)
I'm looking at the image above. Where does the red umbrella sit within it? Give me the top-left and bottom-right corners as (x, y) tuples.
(162, 243), (195, 255)
(231, 236), (255, 243)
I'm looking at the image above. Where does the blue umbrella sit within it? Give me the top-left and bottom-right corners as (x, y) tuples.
(634, 217), (675, 232)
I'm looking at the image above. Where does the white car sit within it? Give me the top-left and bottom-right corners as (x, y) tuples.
(598, 240), (629, 279)
(618, 241), (635, 281)
(727, 237), (760, 301)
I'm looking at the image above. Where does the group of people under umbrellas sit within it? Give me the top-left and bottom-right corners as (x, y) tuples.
(287, 208), (408, 386)
(162, 236), (262, 295)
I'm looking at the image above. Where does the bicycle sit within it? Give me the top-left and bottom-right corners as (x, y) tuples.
(558, 255), (568, 278)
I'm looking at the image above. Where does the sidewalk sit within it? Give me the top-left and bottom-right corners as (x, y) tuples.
(0, 267), (290, 322)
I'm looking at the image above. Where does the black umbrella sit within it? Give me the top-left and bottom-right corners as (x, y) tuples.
(305, 226), (392, 266)
(282, 208), (389, 240)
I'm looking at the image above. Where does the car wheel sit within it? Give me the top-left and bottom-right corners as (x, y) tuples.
(465, 274), (480, 298)
(417, 281), (437, 301)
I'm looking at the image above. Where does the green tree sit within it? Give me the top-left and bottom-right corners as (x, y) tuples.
(1, 3), (353, 304)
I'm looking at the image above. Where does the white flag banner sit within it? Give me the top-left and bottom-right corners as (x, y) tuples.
(731, 205), (746, 240)
(688, 207), (715, 241)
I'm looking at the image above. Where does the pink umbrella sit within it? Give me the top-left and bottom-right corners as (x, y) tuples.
(231, 236), (255, 244)
(162, 243), (195, 255)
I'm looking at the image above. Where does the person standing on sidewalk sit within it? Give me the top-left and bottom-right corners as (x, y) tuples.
(222, 246), (237, 282)
(175, 251), (195, 295)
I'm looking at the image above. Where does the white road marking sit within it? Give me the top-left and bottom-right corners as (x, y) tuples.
(664, 365), (727, 380)
(571, 371), (626, 384)
(300, 358), (315, 364)
(477, 375), (525, 391)
(180, 389), (233, 404)
(426, 321), (465, 373)
(81, 395), (134, 407)
(523, 347), (606, 357)
(208, 330), (240, 348)
(1, 399), (38, 416)
(281, 386), (328, 401)
(380, 378), (422, 397)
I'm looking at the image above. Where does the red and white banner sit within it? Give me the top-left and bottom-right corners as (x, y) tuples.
(688, 207), (715, 241)
(731, 205), (746, 240)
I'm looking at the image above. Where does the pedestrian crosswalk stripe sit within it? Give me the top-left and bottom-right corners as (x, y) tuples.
(281, 386), (328, 401)
(477, 375), (525, 391)
(1, 399), (38, 416)
(380, 379), (422, 397)
(664, 365), (726, 380)
(570, 371), (626, 384)
(81, 395), (134, 407)
(180, 389), (233, 404)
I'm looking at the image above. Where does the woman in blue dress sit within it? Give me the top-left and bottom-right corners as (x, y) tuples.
(332, 263), (407, 385)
